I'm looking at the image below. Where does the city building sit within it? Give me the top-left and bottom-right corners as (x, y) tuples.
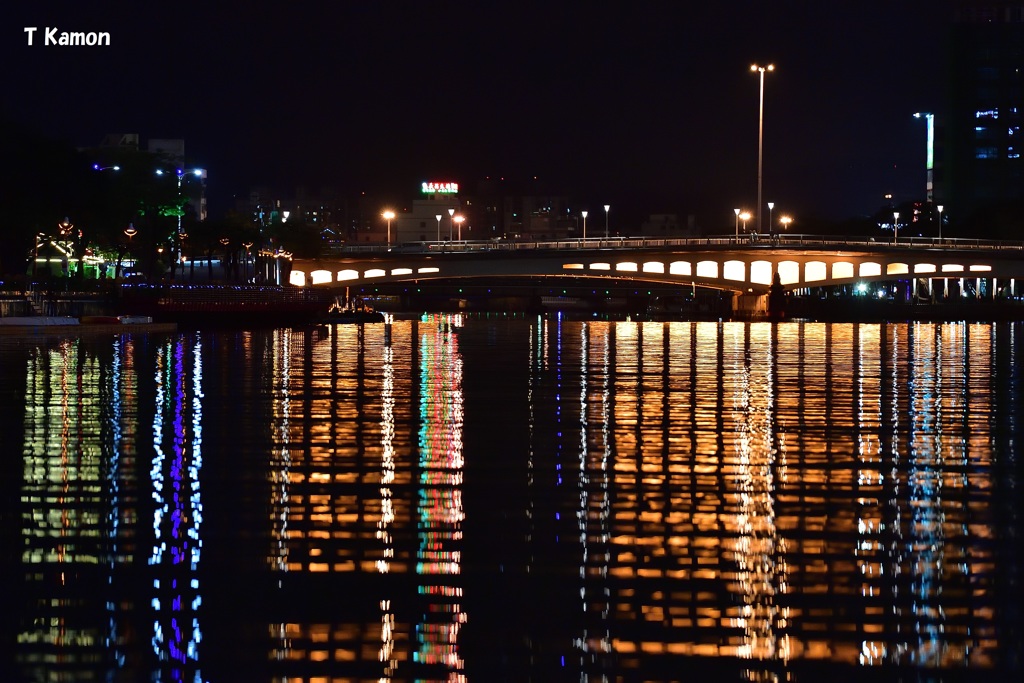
(941, 1), (1024, 235)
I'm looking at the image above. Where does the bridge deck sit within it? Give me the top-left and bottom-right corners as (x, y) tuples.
(293, 235), (1024, 295)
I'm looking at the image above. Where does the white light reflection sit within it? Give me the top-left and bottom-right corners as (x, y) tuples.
(574, 322), (613, 669)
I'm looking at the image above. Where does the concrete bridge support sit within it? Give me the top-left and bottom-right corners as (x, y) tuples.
(733, 292), (769, 318)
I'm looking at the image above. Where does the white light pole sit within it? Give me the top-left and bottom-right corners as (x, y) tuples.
(751, 63), (774, 236)
(603, 204), (610, 238)
(937, 204), (944, 241)
(914, 112), (935, 202)
(893, 211), (900, 243)
(734, 208), (741, 241)
(767, 202), (774, 236)
(454, 214), (465, 241)
(448, 208), (455, 241)
(435, 214), (442, 242)
(581, 210), (588, 240)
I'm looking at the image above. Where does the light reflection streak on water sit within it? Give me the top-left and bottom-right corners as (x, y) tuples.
(270, 329), (292, 580)
(722, 323), (787, 668)
(525, 313), (549, 554)
(148, 337), (204, 679)
(267, 328), (294, 662)
(573, 322), (614, 675)
(18, 339), (111, 666)
(378, 329), (397, 678)
(104, 337), (128, 665)
(856, 323), (887, 663)
(416, 313), (466, 675)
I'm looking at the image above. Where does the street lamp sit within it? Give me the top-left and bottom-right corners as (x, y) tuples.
(454, 214), (465, 241)
(243, 242), (253, 282)
(93, 164), (120, 171)
(739, 211), (751, 236)
(581, 210), (588, 240)
(435, 214), (442, 242)
(734, 208), (741, 241)
(893, 211), (900, 243)
(57, 217), (75, 278)
(751, 63), (774, 236)
(779, 215), (793, 237)
(604, 204), (610, 238)
(448, 208), (455, 241)
(937, 204), (944, 240)
(767, 202), (774, 237)
(156, 168), (205, 237)
(382, 209), (395, 247)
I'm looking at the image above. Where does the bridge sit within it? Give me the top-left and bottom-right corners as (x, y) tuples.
(290, 235), (1024, 312)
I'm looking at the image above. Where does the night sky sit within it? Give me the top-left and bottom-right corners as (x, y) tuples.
(3, 1), (950, 226)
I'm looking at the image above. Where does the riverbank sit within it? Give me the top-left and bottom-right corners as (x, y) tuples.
(0, 315), (177, 336)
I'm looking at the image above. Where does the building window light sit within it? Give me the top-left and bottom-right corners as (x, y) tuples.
(975, 108), (999, 119)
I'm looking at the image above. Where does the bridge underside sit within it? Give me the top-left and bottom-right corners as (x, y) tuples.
(292, 248), (1022, 296)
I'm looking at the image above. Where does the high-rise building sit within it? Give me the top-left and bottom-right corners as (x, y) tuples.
(941, 1), (1024, 235)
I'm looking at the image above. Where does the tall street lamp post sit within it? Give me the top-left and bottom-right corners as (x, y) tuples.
(121, 223), (138, 278)
(937, 205), (944, 241)
(382, 210), (395, 248)
(435, 214), (442, 242)
(751, 63), (774, 236)
(448, 208), (455, 241)
(914, 112), (935, 202)
(893, 211), (900, 244)
(734, 208), (741, 241)
(157, 168), (204, 237)
(581, 210), (588, 240)
(454, 214), (465, 241)
(767, 202), (774, 235)
(603, 204), (610, 238)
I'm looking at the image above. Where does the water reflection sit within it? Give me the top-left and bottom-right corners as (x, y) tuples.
(5, 320), (1019, 681)
(19, 338), (125, 677)
(522, 320), (1014, 678)
(14, 333), (206, 682)
(148, 336), (205, 680)
(415, 313), (467, 676)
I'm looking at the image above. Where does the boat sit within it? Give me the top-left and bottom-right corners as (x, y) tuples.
(321, 306), (386, 324)
(114, 283), (333, 327)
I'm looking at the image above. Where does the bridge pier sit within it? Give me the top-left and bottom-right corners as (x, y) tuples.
(733, 292), (769, 319)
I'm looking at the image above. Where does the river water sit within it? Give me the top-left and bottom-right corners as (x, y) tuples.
(1, 315), (1021, 682)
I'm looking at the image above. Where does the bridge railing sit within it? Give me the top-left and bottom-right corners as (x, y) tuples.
(330, 234), (1024, 255)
